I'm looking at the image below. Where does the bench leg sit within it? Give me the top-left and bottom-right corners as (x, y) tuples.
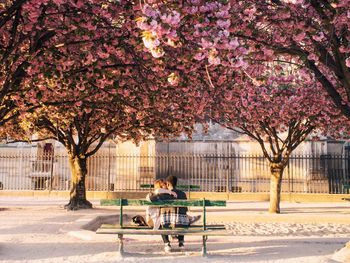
(117, 234), (124, 256)
(202, 235), (208, 257)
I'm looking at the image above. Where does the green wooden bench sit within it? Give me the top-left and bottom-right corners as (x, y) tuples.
(98, 198), (228, 256)
(140, 184), (200, 190)
(342, 185), (350, 202)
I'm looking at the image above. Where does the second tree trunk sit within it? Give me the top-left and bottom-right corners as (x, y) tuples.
(64, 154), (92, 210)
(269, 162), (284, 213)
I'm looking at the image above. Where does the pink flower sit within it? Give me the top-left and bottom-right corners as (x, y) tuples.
(243, 7), (256, 19)
(312, 32), (324, 42)
(84, 22), (96, 31)
(160, 11), (181, 26)
(168, 73), (179, 85)
(228, 38), (239, 49)
(142, 4), (159, 18)
(208, 56), (221, 65)
(241, 98), (248, 108)
(150, 47), (164, 58)
(262, 48), (274, 57)
(75, 101), (83, 107)
(97, 51), (110, 59)
(294, 32), (306, 42)
(200, 38), (213, 48)
(216, 19), (231, 28)
(194, 52), (206, 61)
(346, 57), (350, 68)
(231, 57), (247, 69)
(216, 10), (229, 18)
(307, 53), (318, 61)
(142, 37), (155, 49)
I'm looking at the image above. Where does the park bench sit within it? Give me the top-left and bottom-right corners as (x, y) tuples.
(140, 183), (200, 190)
(97, 198), (229, 256)
(342, 184), (350, 202)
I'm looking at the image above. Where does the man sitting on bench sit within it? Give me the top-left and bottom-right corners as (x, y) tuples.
(148, 175), (188, 253)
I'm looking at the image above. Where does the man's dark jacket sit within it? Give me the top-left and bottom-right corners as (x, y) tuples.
(148, 188), (189, 227)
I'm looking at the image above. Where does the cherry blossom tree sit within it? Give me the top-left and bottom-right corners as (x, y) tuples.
(0, 0), (129, 135)
(206, 63), (345, 213)
(1, 1), (203, 210)
(22, 67), (199, 210)
(0, 0), (52, 134)
(19, 96), (195, 210)
(138, 0), (350, 118)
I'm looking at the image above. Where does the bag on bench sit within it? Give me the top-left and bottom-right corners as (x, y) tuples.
(131, 215), (148, 226)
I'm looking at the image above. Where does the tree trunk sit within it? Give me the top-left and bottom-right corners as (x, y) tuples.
(269, 162), (285, 213)
(64, 154), (92, 211)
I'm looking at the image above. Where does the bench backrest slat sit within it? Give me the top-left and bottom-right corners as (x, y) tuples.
(140, 184), (200, 190)
(100, 199), (226, 207)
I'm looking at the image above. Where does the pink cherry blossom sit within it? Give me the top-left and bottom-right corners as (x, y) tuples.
(346, 58), (350, 68)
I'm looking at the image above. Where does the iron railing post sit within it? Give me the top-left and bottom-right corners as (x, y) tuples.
(49, 154), (54, 192)
(107, 141), (111, 192)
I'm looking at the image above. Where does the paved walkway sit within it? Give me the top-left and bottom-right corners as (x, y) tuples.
(0, 197), (349, 262)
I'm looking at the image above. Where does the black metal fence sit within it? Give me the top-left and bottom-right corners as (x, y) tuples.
(0, 152), (349, 194)
(149, 154), (350, 194)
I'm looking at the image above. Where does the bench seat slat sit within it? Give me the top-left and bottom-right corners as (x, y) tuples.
(100, 199), (226, 207)
(99, 224), (226, 230)
(96, 228), (231, 236)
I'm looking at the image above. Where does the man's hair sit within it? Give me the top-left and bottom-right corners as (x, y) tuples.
(166, 175), (177, 188)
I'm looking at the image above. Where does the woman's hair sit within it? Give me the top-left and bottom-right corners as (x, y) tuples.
(153, 179), (165, 189)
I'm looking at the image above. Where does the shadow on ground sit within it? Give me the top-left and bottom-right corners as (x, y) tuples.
(1, 237), (347, 262)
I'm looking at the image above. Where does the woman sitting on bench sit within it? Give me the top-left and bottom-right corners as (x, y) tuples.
(148, 175), (200, 253)
(145, 179), (177, 229)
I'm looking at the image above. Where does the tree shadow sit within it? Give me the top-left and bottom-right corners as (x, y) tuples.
(1, 235), (347, 262)
(105, 237), (348, 262)
(0, 213), (82, 235)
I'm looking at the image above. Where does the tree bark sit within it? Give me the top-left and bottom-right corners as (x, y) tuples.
(64, 154), (92, 211)
(269, 162), (284, 213)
